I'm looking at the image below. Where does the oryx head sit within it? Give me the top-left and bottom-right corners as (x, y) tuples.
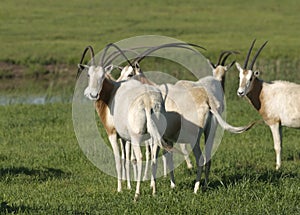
(208, 50), (239, 81)
(77, 45), (106, 101)
(236, 39), (268, 97)
(77, 43), (132, 101)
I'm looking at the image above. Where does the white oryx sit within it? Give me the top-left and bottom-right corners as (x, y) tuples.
(77, 44), (173, 201)
(116, 43), (255, 193)
(175, 50), (238, 189)
(235, 39), (300, 170)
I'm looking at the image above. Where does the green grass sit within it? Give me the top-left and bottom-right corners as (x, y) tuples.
(0, 0), (300, 66)
(0, 103), (299, 214)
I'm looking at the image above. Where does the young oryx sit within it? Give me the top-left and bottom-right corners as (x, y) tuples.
(117, 43), (255, 193)
(235, 39), (300, 170)
(77, 44), (173, 201)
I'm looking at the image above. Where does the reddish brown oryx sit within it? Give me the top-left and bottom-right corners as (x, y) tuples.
(236, 39), (300, 170)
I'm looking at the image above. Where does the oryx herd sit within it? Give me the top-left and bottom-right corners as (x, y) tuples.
(77, 39), (300, 201)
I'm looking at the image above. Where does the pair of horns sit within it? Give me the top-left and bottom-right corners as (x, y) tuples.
(78, 42), (206, 77)
(133, 42), (206, 65)
(210, 50), (239, 68)
(244, 39), (268, 70)
(77, 45), (95, 78)
(78, 43), (133, 68)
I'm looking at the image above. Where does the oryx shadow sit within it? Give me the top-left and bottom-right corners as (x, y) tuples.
(0, 166), (70, 181)
(207, 168), (298, 190)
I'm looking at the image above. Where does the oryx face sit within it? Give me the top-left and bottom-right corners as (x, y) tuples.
(84, 65), (105, 101)
(212, 65), (228, 81)
(118, 65), (134, 81)
(236, 62), (258, 97)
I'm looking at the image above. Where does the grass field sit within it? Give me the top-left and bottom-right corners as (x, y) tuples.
(0, 0), (299, 214)
(0, 104), (299, 214)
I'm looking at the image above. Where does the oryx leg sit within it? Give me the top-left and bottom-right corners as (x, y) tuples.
(163, 148), (176, 188)
(125, 140), (131, 189)
(108, 134), (122, 192)
(143, 139), (151, 181)
(150, 143), (160, 196)
(203, 115), (217, 188)
(162, 152), (167, 177)
(192, 134), (204, 194)
(131, 146), (137, 181)
(132, 140), (143, 201)
(269, 123), (282, 170)
(179, 143), (193, 169)
(119, 139), (126, 180)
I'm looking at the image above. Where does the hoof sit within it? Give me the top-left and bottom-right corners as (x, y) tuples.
(187, 163), (193, 169)
(133, 193), (139, 202)
(170, 181), (176, 189)
(194, 181), (200, 194)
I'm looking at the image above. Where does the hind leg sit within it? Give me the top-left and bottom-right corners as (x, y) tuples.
(204, 116), (217, 188)
(192, 134), (204, 194)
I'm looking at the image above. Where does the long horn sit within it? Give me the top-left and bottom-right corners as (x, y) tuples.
(79, 45), (95, 65)
(217, 51), (230, 66)
(244, 39), (256, 69)
(135, 42), (206, 64)
(220, 51), (240, 66)
(100, 43), (134, 68)
(77, 45), (95, 78)
(249, 41), (268, 70)
(104, 48), (145, 67)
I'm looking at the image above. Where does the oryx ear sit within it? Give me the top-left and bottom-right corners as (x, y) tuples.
(77, 64), (89, 70)
(207, 59), (216, 70)
(117, 66), (124, 71)
(226, 60), (236, 71)
(134, 62), (140, 69)
(235, 62), (243, 72)
(104, 64), (114, 74)
(254, 70), (260, 77)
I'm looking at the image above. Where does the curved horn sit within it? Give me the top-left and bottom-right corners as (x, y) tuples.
(220, 51), (240, 66)
(100, 43), (134, 68)
(104, 48), (143, 67)
(135, 42), (206, 64)
(244, 39), (256, 69)
(217, 51), (230, 66)
(77, 45), (95, 78)
(249, 41), (268, 70)
(79, 45), (95, 65)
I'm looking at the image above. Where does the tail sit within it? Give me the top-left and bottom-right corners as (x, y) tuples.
(145, 107), (182, 153)
(145, 107), (166, 148)
(207, 94), (256, 133)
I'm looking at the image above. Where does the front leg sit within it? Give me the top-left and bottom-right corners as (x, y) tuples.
(269, 123), (282, 170)
(108, 134), (122, 192)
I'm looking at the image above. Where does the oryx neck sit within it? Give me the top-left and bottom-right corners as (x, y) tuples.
(98, 78), (118, 105)
(246, 78), (263, 111)
(221, 76), (226, 92)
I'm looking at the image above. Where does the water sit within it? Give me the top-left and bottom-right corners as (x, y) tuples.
(0, 95), (72, 105)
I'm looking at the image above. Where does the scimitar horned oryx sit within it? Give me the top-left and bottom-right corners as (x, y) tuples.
(235, 39), (300, 170)
(77, 44), (173, 201)
(175, 50), (239, 190)
(117, 43), (256, 193)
